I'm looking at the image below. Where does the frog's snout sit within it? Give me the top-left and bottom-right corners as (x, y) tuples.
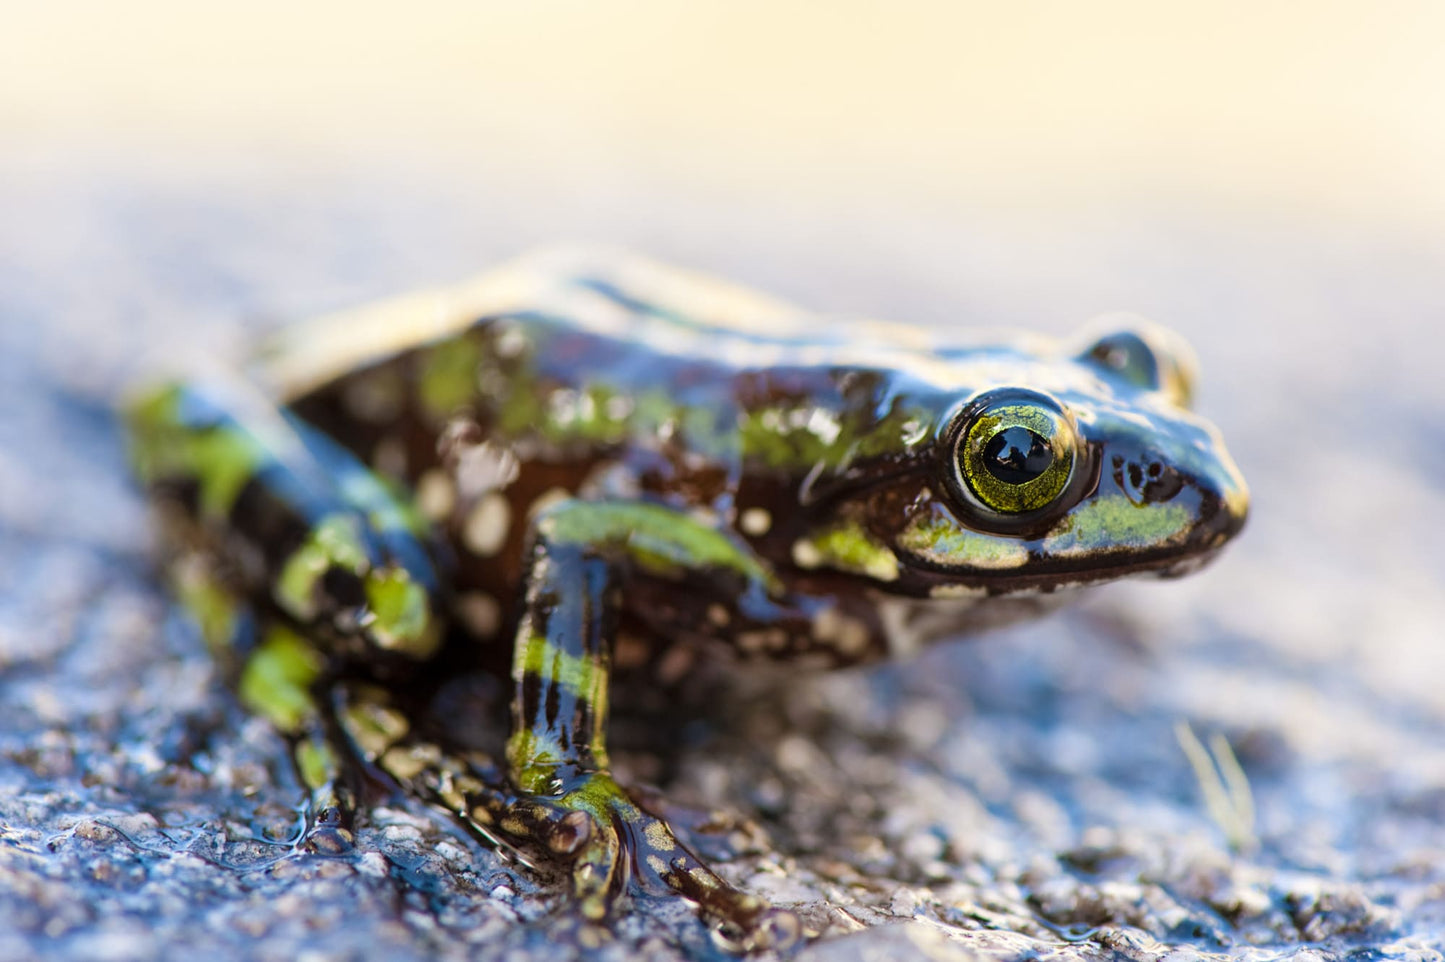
(1175, 442), (1250, 566)
(1208, 451), (1251, 545)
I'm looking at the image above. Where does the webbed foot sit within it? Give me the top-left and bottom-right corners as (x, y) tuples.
(498, 771), (800, 952)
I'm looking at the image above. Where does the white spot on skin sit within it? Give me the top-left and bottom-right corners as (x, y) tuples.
(930, 583), (988, 599)
(494, 323), (527, 359)
(343, 374), (403, 422)
(810, 607), (872, 658)
(689, 505), (721, 527)
(900, 418), (929, 446)
(736, 629), (788, 653)
(791, 539), (823, 569)
(416, 469), (456, 521)
(527, 487), (572, 520)
(655, 643), (696, 685)
(604, 395), (633, 421)
(451, 439), (520, 501)
(463, 493), (512, 556)
(372, 436), (407, 479)
(456, 591), (502, 637)
(739, 507), (771, 536)
(614, 632), (651, 669)
(737, 631), (766, 653)
(805, 407), (841, 445)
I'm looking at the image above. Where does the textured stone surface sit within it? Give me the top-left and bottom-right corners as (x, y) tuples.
(1, 153), (1443, 961)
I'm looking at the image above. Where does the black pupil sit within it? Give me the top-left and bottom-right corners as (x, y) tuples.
(982, 426), (1053, 485)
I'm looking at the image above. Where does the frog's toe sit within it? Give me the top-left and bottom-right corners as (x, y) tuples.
(301, 823), (355, 855)
(300, 794), (356, 854)
(656, 848), (800, 952)
(715, 906), (803, 954)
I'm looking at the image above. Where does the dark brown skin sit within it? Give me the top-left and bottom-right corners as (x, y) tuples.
(126, 249), (1248, 949)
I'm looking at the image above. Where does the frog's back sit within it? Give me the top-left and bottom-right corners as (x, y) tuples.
(261, 248), (824, 400)
(261, 249), (1052, 498)
(261, 247), (1037, 431)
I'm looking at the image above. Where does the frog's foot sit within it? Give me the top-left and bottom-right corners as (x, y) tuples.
(500, 772), (799, 952)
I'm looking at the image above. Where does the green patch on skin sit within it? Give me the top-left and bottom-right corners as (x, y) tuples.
(339, 691), (410, 760)
(848, 402), (935, 461)
(798, 521), (900, 582)
(738, 406), (838, 470)
(494, 375), (548, 440)
(170, 562), (239, 653)
(518, 635), (602, 697)
(275, 514), (370, 621)
(896, 508), (1029, 570)
(506, 728), (566, 795)
(239, 626), (323, 733)
(365, 566), (439, 657)
(295, 733), (339, 791)
(560, 771), (639, 821)
(740, 401), (932, 472)
(416, 334), (483, 419)
(514, 630), (611, 768)
(1043, 495), (1192, 556)
(125, 385), (264, 519)
(542, 383), (633, 446)
(539, 500), (776, 589)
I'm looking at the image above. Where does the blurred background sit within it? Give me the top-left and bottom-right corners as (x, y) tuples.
(7, 0), (1445, 219)
(2, 3), (1444, 959)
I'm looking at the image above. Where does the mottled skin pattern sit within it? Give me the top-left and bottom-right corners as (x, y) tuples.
(126, 249), (1248, 950)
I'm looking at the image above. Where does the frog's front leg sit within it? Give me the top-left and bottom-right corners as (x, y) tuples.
(497, 498), (804, 950)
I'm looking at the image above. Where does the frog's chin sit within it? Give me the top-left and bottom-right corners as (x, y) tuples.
(1152, 547), (1224, 580)
(877, 590), (1083, 658)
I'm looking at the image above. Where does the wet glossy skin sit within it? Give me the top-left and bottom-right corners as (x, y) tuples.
(126, 249), (1248, 949)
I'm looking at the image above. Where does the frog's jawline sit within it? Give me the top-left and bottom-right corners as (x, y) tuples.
(897, 542), (1227, 599)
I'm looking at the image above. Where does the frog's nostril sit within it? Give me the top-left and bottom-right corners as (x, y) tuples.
(1114, 456), (1184, 505)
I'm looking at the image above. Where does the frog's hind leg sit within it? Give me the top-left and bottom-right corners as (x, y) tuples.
(497, 498), (802, 950)
(165, 546), (359, 852)
(127, 378), (450, 852)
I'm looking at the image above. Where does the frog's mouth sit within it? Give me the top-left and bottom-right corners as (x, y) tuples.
(894, 471), (1246, 596)
(902, 539), (1229, 598)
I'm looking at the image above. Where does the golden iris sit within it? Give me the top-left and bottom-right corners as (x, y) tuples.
(957, 396), (1077, 515)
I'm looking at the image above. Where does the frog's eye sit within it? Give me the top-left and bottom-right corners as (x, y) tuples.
(947, 389), (1083, 527)
(1077, 317), (1197, 409)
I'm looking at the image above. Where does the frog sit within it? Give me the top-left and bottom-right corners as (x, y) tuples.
(125, 248), (1249, 950)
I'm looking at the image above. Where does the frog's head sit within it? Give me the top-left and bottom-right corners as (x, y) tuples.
(856, 319), (1249, 595)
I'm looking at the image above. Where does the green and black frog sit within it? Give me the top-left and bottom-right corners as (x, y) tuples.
(126, 249), (1249, 949)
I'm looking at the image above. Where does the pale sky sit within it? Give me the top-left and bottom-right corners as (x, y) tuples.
(4, 1), (1443, 222)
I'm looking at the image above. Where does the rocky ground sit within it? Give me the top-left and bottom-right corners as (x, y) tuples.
(1, 153), (1443, 961)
